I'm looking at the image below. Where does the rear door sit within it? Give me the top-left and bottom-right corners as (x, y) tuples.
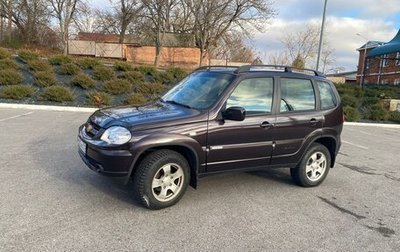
(206, 77), (276, 172)
(271, 77), (323, 166)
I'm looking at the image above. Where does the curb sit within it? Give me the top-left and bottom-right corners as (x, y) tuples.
(344, 122), (400, 129)
(0, 103), (97, 113)
(1, 103), (400, 129)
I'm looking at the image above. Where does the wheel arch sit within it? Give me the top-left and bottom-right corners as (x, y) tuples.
(313, 136), (337, 168)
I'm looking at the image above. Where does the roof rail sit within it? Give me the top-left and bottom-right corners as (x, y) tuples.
(234, 65), (325, 77)
(195, 65), (240, 71)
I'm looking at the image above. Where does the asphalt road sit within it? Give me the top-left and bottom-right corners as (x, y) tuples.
(1, 108), (399, 251)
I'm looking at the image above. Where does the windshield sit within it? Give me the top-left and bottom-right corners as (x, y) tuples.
(162, 71), (234, 110)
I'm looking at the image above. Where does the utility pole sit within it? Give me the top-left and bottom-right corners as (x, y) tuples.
(316, 0), (328, 72)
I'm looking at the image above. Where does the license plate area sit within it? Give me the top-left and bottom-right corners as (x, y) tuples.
(78, 138), (87, 154)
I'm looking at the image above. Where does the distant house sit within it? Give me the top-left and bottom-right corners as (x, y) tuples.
(357, 30), (400, 85)
(327, 71), (357, 84)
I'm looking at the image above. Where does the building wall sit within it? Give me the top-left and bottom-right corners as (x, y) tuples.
(357, 49), (400, 85)
(126, 46), (201, 69)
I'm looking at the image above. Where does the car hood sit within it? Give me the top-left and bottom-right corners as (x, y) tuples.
(90, 102), (203, 129)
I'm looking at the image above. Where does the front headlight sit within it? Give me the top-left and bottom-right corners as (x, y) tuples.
(100, 126), (131, 145)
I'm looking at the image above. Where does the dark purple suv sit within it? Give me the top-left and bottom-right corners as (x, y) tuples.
(78, 65), (343, 209)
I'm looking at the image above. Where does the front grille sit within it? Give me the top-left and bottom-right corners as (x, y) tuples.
(85, 121), (100, 138)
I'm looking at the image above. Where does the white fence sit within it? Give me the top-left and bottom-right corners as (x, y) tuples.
(68, 40), (124, 59)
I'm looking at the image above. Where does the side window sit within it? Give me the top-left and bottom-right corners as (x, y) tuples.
(280, 78), (315, 112)
(317, 81), (337, 110)
(226, 78), (273, 115)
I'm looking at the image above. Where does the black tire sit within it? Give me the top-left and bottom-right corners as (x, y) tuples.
(291, 143), (331, 187)
(133, 149), (190, 210)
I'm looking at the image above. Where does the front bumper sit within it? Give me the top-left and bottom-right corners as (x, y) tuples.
(78, 126), (134, 179)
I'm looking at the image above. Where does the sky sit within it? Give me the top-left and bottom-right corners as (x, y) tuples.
(91, 0), (400, 72)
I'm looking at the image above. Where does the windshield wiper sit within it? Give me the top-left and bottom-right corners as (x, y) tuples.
(164, 100), (192, 109)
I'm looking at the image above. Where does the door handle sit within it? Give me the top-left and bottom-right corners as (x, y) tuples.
(310, 118), (318, 126)
(260, 121), (274, 128)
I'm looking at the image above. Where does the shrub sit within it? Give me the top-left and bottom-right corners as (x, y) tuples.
(34, 72), (57, 87)
(1, 85), (35, 100)
(27, 60), (53, 73)
(114, 61), (133, 71)
(59, 63), (81, 75)
(93, 65), (114, 81)
(166, 67), (187, 80)
(18, 50), (39, 61)
(87, 91), (112, 107)
(102, 79), (132, 95)
(118, 71), (145, 83)
(364, 104), (389, 121)
(124, 93), (147, 106)
(70, 74), (96, 89)
(41, 86), (74, 102)
(0, 59), (19, 70)
(389, 111), (400, 123)
(343, 106), (360, 122)
(135, 82), (165, 95)
(0, 69), (23, 85)
(78, 57), (101, 69)
(134, 65), (158, 76)
(0, 47), (11, 59)
(49, 55), (72, 65)
(364, 88), (379, 98)
(341, 94), (358, 108)
(362, 97), (379, 107)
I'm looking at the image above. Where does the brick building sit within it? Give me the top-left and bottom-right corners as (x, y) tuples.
(357, 30), (400, 85)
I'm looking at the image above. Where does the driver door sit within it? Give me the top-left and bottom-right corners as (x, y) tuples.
(206, 77), (276, 172)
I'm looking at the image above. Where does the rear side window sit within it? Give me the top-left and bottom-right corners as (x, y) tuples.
(317, 81), (337, 109)
(280, 78), (316, 112)
(226, 78), (274, 115)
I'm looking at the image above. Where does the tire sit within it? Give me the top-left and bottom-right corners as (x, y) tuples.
(133, 150), (190, 210)
(291, 143), (331, 187)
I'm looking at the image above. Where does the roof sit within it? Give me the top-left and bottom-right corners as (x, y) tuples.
(357, 41), (385, 51)
(326, 71), (357, 77)
(77, 32), (139, 44)
(367, 30), (400, 57)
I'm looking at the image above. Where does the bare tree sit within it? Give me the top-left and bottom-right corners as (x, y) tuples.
(72, 1), (97, 33)
(48, 0), (79, 54)
(212, 32), (257, 63)
(184, 0), (275, 66)
(0, 0), (50, 45)
(109, 0), (142, 43)
(142, 0), (177, 66)
(268, 51), (290, 66)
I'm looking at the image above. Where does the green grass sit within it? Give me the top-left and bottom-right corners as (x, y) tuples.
(0, 47), (11, 59)
(1, 85), (35, 100)
(49, 55), (72, 65)
(41, 86), (74, 102)
(0, 59), (19, 70)
(18, 50), (39, 61)
(34, 72), (57, 87)
(70, 74), (96, 89)
(389, 111), (400, 123)
(27, 60), (53, 73)
(93, 65), (114, 81)
(59, 63), (81, 75)
(0, 69), (23, 85)
(87, 91), (112, 107)
(102, 79), (132, 95)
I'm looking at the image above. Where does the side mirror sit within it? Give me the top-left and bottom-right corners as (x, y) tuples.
(223, 106), (246, 121)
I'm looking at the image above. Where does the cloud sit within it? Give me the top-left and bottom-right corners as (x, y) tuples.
(254, 16), (398, 71)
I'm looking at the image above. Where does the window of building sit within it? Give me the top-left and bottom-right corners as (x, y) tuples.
(365, 58), (370, 69)
(396, 52), (400, 66)
(381, 54), (389, 67)
(317, 81), (337, 110)
(381, 79), (389, 85)
(227, 78), (274, 115)
(394, 79), (400, 86)
(280, 78), (316, 112)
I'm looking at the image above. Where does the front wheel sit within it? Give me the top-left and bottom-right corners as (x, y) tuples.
(133, 150), (190, 210)
(291, 143), (331, 187)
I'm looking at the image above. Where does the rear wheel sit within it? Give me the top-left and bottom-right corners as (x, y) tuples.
(133, 150), (190, 210)
(291, 143), (331, 187)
